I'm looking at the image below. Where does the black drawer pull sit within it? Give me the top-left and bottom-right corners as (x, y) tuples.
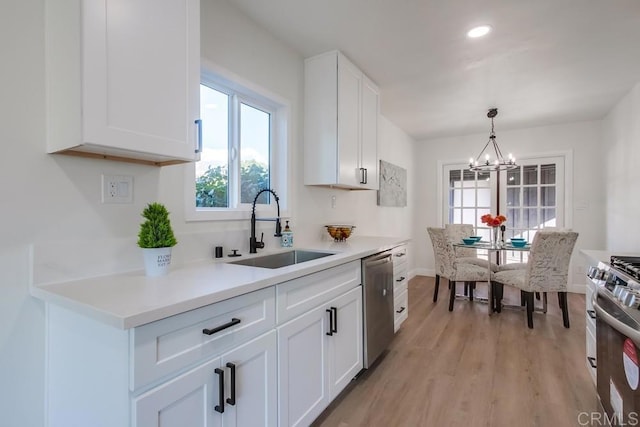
(331, 307), (338, 333)
(396, 306), (406, 314)
(326, 309), (334, 336)
(226, 362), (236, 406)
(396, 276), (406, 282)
(214, 368), (225, 413)
(395, 252), (405, 257)
(587, 356), (597, 369)
(203, 318), (241, 335)
(587, 310), (596, 319)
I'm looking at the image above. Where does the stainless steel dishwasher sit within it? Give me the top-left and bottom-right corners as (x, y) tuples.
(362, 250), (395, 368)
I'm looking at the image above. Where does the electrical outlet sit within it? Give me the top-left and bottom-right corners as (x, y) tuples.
(102, 175), (133, 204)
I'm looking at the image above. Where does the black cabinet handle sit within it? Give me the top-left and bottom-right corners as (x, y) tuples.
(587, 310), (596, 319)
(396, 276), (406, 282)
(395, 252), (405, 257)
(331, 307), (338, 333)
(587, 356), (597, 369)
(359, 168), (366, 184)
(226, 362), (236, 406)
(326, 309), (333, 336)
(396, 306), (406, 314)
(214, 368), (225, 413)
(364, 168), (368, 184)
(203, 318), (241, 335)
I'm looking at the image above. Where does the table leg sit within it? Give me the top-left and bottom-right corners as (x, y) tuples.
(487, 259), (493, 316)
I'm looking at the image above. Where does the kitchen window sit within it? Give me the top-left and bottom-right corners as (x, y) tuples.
(185, 67), (290, 221)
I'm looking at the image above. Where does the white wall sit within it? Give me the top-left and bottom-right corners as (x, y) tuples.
(0, 1), (415, 425)
(603, 82), (640, 252)
(413, 120), (606, 289)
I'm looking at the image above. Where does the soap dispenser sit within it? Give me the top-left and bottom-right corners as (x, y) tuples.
(281, 221), (293, 247)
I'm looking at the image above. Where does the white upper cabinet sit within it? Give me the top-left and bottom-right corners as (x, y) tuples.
(304, 51), (379, 189)
(45, 0), (201, 166)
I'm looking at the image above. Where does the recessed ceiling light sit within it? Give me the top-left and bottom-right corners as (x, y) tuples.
(467, 25), (492, 38)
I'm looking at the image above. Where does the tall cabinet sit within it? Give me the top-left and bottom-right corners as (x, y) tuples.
(45, 0), (201, 166)
(304, 51), (379, 189)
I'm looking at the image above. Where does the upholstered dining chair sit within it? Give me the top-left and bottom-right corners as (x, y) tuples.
(491, 230), (579, 328)
(444, 224), (499, 299)
(427, 227), (491, 311)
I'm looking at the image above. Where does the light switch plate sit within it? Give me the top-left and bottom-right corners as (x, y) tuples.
(102, 174), (133, 204)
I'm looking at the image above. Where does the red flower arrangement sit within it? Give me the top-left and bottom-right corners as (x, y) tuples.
(481, 214), (507, 227)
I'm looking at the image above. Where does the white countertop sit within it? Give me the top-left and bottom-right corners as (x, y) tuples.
(30, 236), (408, 329)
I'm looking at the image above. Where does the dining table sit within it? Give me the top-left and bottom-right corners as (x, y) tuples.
(452, 240), (531, 315)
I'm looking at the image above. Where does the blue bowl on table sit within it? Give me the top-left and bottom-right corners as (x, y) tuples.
(462, 238), (476, 245)
(470, 236), (482, 242)
(511, 240), (528, 248)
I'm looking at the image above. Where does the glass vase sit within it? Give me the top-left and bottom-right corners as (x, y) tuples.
(491, 227), (500, 247)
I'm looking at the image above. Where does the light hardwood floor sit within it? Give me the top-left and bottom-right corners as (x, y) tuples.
(313, 276), (599, 427)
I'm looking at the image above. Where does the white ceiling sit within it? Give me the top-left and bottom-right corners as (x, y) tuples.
(227, 0), (640, 141)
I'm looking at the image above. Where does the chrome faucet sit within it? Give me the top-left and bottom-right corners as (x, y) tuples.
(249, 188), (282, 253)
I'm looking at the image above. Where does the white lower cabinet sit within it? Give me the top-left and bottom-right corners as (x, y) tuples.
(43, 261), (365, 427)
(133, 330), (277, 427)
(278, 286), (363, 427)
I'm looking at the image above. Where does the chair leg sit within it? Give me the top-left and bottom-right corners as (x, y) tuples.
(558, 292), (563, 309)
(535, 292), (541, 301)
(433, 275), (441, 303)
(559, 292), (570, 328)
(469, 281), (475, 301)
(449, 281), (456, 312)
(525, 291), (534, 329)
(493, 282), (503, 313)
(520, 290), (526, 306)
(463, 282), (469, 296)
(542, 292), (548, 314)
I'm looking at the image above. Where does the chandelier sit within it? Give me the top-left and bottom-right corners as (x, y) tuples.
(469, 108), (517, 172)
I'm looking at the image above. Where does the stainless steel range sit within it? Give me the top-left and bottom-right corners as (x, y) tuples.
(611, 256), (640, 282)
(591, 256), (640, 426)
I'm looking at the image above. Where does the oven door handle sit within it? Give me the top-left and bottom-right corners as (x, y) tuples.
(592, 292), (640, 346)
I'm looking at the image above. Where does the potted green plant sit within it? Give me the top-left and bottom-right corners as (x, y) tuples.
(138, 202), (178, 276)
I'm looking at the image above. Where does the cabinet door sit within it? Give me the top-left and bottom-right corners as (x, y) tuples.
(221, 331), (277, 427)
(337, 54), (362, 187)
(278, 305), (330, 427)
(82, 0), (200, 161)
(360, 75), (379, 190)
(133, 357), (222, 427)
(327, 286), (363, 398)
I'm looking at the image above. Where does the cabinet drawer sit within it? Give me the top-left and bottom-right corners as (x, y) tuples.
(586, 325), (597, 385)
(131, 287), (275, 391)
(276, 261), (361, 325)
(394, 276), (408, 296)
(394, 289), (408, 332)
(586, 311), (596, 337)
(586, 277), (596, 312)
(392, 246), (408, 269)
(394, 270), (408, 294)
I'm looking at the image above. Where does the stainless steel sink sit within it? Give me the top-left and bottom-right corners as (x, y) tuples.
(229, 250), (335, 269)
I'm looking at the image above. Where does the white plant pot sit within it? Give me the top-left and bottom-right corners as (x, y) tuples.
(142, 247), (173, 277)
